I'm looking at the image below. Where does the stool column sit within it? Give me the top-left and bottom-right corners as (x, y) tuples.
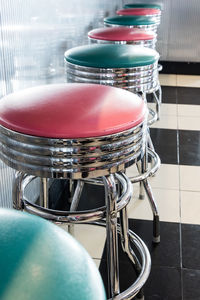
(103, 175), (120, 298)
(40, 178), (49, 208)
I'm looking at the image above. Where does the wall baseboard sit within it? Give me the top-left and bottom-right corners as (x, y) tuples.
(160, 61), (200, 75)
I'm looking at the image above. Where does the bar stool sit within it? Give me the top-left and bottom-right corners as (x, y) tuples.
(88, 27), (157, 48)
(0, 208), (106, 300)
(65, 44), (160, 243)
(0, 83), (151, 299)
(104, 15), (158, 33)
(87, 28), (161, 119)
(116, 8), (161, 25)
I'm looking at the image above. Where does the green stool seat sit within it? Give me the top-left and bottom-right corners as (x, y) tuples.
(124, 3), (162, 10)
(104, 15), (156, 26)
(0, 209), (106, 300)
(65, 44), (159, 68)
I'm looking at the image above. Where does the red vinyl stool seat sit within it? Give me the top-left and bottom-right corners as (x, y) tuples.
(0, 83), (145, 139)
(116, 8), (161, 17)
(0, 83), (151, 300)
(117, 8), (161, 16)
(88, 27), (156, 48)
(117, 8), (161, 24)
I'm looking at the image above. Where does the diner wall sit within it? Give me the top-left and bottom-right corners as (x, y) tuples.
(124, 0), (200, 62)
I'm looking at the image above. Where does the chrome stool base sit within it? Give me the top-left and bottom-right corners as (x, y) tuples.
(13, 171), (151, 300)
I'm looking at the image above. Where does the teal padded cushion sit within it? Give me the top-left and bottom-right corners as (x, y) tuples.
(65, 44), (159, 68)
(104, 15), (156, 26)
(0, 209), (106, 300)
(124, 3), (162, 10)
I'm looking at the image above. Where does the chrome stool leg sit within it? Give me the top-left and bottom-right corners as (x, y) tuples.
(12, 171), (36, 210)
(40, 178), (49, 208)
(141, 149), (160, 243)
(152, 84), (162, 121)
(103, 175), (120, 298)
(119, 206), (144, 300)
(68, 180), (85, 235)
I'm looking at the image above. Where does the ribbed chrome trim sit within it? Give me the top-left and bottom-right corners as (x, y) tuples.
(104, 23), (158, 33)
(88, 37), (157, 49)
(0, 121), (147, 179)
(117, 13), (161, 24)
(65, 61), (159, 93)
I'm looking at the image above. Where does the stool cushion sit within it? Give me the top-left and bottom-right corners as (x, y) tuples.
(0, 83), (146, 138)
(0, 209), (106, 300)
(65, 44), (159, 68)
(104, 15), (156, 26)
(88, 27), (156, 41)
(124, 3), (162, 10)
(117, 8), (161, 16)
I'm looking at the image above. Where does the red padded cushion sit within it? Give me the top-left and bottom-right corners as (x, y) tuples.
(117, 8), (161, 16)
(0, 84), (146, 138)
(88, 27), (155, 41)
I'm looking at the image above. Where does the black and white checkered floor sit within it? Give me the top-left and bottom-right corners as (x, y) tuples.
(62, 74), (200, 300)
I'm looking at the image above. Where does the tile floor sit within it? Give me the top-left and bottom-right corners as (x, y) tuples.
(69, 74), (200, 299)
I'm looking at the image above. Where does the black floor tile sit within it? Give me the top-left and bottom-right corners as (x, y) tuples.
(129, 219), (181, 268)
(179, 145), (200, 166)
(179, 129), (200, 145)
(144, 266), (182, 300)
(177, 87), (200, 105)
(182, 268), (200, 300)
(146, 86), (177, 104)
(99, 220), (181, 299)
(99, 259), (138, 299)
(179, 130), (200, 166)
(150, 128), (178, 164)
(99, 260), (182, 300)
(182, 224), (200, 270)
(161, 86), (177, 104)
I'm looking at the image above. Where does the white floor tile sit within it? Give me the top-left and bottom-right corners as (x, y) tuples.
(150, 164), (179, 190)
(160, 103), (177, 116)
(148, 103), (177, 116)
(178, 116), (200, 131)
(151, 115), (178, 129)
(178, 104), (200, 117)
(128, 186), (180, 223)
(59, 224), (106, 259)
(126, 163), (179, 190)
(177, 75), (200, 88)
(181, 191), (200, 225)
(180, 165), (200, 192)
(159, 74), (177, 86)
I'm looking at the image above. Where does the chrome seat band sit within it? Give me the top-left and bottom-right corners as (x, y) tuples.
(66, 61), (159, 93)
(0, 120), (147, 179)
(88, 37), (157, 49)
(104, 23), (158, 33)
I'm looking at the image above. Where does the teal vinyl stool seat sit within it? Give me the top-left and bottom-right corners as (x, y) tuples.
(65, 44), (161, 244)
(104, 15), (158, 33)
(123, 3), (162, 10)
(0, 208), (106, 300)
